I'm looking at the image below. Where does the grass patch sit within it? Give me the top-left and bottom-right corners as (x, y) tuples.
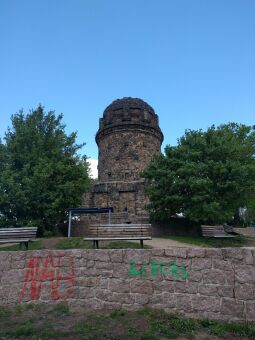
(55, 237), (91, 249)
(0, 306), (11, 318)
(0, 304), (255, 339)
(56, 237), (151, 249)
(5, 320), (37, 337)
(160, 235), (247, 247)
(110, 309), (127, 319)
(140, 308), (201, 339)
(0, 237), (149, 251)
(103, 240), (152, 249)
(50, 303), (70, 316)
(0, 240), (44, 251)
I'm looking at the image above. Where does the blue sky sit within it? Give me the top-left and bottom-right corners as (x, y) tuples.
(0, 0), (255, 176)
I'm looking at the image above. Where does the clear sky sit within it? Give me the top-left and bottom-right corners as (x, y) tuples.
(0, 0), (254, 177)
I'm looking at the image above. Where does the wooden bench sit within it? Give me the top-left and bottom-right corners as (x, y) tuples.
(201, 225), (236, 238)
(0, 227), (38, 249)
(84, 224), (152, 248)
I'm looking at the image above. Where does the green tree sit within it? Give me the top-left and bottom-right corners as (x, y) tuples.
(0, 105), (91, 234)
(142, 123), (255, 225)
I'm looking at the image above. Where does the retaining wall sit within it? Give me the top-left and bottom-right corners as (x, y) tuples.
(0, 247), (255, 322)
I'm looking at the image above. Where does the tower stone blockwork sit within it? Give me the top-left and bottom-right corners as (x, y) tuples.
(81, 97), (163, 230)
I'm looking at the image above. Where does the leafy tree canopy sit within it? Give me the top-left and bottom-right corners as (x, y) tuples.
(0, 105), (91, 234)
(142, 123), (255, 225)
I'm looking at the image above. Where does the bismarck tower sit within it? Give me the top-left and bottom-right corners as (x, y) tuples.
(82, 97), (163, 224)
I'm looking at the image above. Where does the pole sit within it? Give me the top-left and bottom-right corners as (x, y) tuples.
(108, 208), (111, 224)
(68, 211), (72, 238)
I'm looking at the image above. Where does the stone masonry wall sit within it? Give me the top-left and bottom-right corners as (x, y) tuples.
(97, 129), (161, 182)
(82, 181), (149, 217)
(1, 247), (255, 322)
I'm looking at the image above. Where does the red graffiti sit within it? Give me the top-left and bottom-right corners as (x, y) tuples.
(19, 254), (75, 302)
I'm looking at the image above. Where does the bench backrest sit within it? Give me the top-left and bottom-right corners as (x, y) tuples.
(201, 225), (227, 237)
(87, 224), (152, 238)
(0, 227), (38, 241)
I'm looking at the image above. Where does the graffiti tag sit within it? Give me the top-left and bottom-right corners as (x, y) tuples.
(129, 259), (189, 279)
(19, 254), (75, 301)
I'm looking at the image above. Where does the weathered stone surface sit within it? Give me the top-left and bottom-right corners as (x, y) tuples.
(176, 294), (192, 311)
(192, 258), (212, 270)
(1, 270), (24, 285)
(87, 250), (110, 262)
(202, 269), (226, 285)
(134, 293), (150, 305)
(246, 302), (255, 320)
(205, 248), (222, 258)
(198, 284), (218, 296)
(95, 261), (113, 270)
(221, 298), (244, 318)
(188, 271), (202, 282)
(235, 283), (254, 300)
(130, 280), (153, 295)
(163, 292), (177, 308)
(222, 248), (243, 261)
(191, 295), (220, 312)
(153, 280), (175, 293)
(175, 282), (198, 294)
(187, 248), (206, 258)
(94, 289), (113, 302)
(242, 249), (254, 265)
(235, 265), (255, 283)
(112, 263), (130, 279)
(113, 292), (135, 304)
(151, 249), (165, 256)
(0, 259), (12, 272)
(78, 287), (94, 299)
(109, 250), (124, 263)
(217, 286), (234, 298)
(76, 277), (100, 287)
(212, 259), (232, 271)
(165, 248), (187, 258)
(109, 279), (130, 293)
(150, 293), (164, 304)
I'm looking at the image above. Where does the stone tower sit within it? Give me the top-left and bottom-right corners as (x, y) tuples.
(82, 97), (163, 221)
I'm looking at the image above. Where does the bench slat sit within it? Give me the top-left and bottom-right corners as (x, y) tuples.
(201, 225), (236, 238)
(85, 224), (152, 247)
(90, 224), (151, 227)
(0, 239), (30, 243)
(84, 237), (152, 240)
(87, 231), (151, 234)
(0, 227), (38, 248)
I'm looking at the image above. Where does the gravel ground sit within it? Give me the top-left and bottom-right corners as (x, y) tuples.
(130, 237), (201, 248)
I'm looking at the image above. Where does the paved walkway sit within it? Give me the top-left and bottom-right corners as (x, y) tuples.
(131, 237), (201, 248)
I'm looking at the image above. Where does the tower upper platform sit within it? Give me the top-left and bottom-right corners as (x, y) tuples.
(96, 97), (163, 144)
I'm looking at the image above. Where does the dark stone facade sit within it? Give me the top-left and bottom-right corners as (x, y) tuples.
(81, 97), (163, 229)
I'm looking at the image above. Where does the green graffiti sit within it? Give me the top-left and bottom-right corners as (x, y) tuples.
(159, 262), (169, 275)
(181, 263), (189, 279)
(151, 260), (160, 277)
(128, 259), (148, 276)
(170, 262), (179, 279)
(128, 259), (190, 280)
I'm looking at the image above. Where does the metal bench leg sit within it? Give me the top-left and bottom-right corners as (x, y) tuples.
(19, 242), (28, 250)
(93, 240), (96, 249)
(140, 240), (144, 248)
(96, 240), (99, 249)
